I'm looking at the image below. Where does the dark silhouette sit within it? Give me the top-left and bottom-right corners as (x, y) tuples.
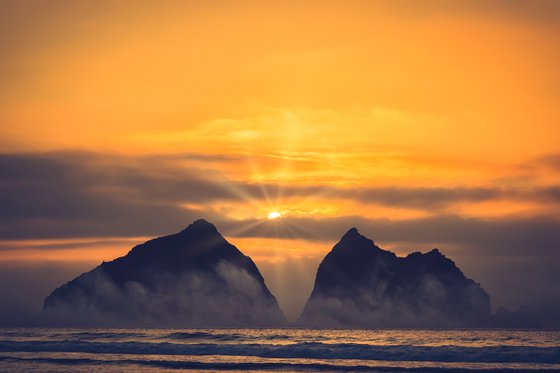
(299, 227), (540, 328)
(44, 219), (285, 327)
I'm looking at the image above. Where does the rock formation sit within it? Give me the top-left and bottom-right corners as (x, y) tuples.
(44, 219), (285, 327)
(299, 227), (492, 328)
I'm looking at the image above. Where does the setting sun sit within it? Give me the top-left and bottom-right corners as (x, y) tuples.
(268, 211), (282, 220)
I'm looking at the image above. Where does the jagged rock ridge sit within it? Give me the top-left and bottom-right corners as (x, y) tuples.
(299, 227), (493, 328)
(44, 219), (285, 327)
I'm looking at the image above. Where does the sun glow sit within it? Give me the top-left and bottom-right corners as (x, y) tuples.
(268, 211), (282, 220)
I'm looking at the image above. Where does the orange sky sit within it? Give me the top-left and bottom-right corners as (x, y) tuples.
(1, 0), (559, 322)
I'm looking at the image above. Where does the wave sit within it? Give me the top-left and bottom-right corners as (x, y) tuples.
(1, 340), (559, 364)
(164, 330), (323, 342)
(51, 331), (148, 340)
(2, 355), (560, 372)
(165, 331), (247, 341)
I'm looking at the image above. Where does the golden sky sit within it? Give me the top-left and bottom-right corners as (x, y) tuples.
(1, 0), (559, 322)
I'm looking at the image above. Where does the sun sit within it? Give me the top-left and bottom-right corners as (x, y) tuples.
(267, 211), (282, 220)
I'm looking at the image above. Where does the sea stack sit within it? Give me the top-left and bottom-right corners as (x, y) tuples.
(299, 227), (492, 328)
(44, 219), (285, 327)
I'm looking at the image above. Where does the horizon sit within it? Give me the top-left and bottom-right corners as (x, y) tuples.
(1, 0), (559, 328)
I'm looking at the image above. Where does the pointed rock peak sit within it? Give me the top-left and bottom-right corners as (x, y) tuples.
(180, 219), (220, 236)
(192, 218), (213, 227)
(345, 227), (359, 235)
(333, 227), (387, 256)
(341, 227), (368, 241)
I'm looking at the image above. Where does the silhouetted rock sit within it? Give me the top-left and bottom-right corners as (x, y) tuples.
(299, 228), (493, 328)
(44, 219), (285, 327)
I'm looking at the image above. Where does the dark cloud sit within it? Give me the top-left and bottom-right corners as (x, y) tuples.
(0, 238), (139, 251)
(333, 183), (560, 209)
(0, 151), (241, 239)
(1, 151), (559, 240)
(350, 187), (501, 208)
(219, 214), (560, 258)
(286, 185), (560, 209)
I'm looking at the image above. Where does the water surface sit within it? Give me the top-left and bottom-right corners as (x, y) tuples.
(1, 328), (559, 372)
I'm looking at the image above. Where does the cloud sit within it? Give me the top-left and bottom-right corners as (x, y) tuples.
(218, 214), (560, 259)
(0, 151), (236, 238)
(1, 151), (559, 240)
(0, 238), (141, 252)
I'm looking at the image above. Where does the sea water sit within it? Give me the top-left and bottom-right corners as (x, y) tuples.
(0, 328), (559, 372)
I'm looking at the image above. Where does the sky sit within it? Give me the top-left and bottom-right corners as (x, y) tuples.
(1, 0), (559, 325)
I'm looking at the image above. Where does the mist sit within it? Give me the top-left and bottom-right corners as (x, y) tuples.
(42, 261), (285, 328)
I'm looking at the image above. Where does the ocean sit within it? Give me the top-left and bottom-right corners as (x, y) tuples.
(0, 328), (559, 372)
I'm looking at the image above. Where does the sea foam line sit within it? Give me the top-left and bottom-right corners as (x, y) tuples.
(0, 340), (560, 364)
